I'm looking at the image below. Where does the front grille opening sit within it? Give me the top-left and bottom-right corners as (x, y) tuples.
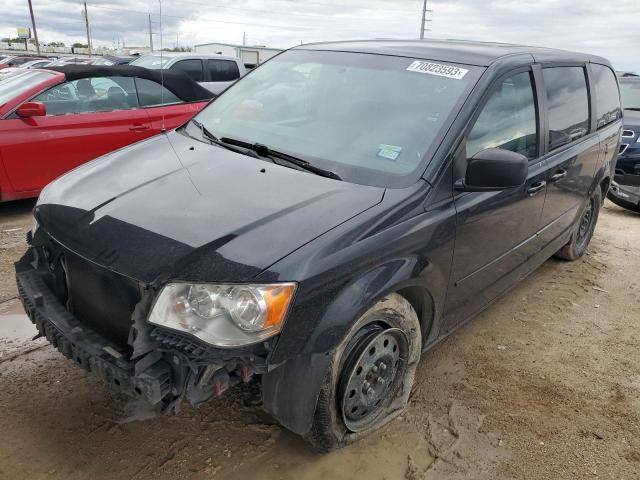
(63, 252), (141, 352)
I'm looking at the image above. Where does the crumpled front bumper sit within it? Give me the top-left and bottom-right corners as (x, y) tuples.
(15, 246), (264, 409)
(16, 265), (172, 404)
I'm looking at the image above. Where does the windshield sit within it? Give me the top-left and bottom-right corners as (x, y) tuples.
(620, 79), (640, 110)
(193, 49), (480, 187)
(0, 70), (55, 107)
(130, 55), (172, 69)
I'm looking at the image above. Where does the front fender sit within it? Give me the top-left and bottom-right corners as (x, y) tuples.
(260, 191), (457, 436)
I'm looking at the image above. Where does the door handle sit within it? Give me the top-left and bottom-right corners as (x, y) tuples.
(527, 181), (546, 196)
(129, 124), (150, 132)
(549, 169), (567, 182)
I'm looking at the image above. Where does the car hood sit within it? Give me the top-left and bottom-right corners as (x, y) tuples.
(35, 131), (384, 284)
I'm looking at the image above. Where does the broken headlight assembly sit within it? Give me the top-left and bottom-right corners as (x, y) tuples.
(148, 282), (296, 347)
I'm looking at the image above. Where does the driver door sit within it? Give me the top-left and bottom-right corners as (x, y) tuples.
(441, 67), (549, 333)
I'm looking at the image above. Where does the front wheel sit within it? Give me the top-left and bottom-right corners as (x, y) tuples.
(554, 187), (602, 261)
(308, 293), (421, 451)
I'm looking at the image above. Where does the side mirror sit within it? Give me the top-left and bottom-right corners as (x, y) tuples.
(456, 148), (528, 192)
(16, 101), (47, 118)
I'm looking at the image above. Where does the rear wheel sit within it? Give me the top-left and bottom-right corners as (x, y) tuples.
(555, 187), (601, 261)
(309, 293), (421, 451)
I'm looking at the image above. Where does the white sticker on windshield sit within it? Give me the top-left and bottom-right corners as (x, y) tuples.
(406, 61), (468, 80)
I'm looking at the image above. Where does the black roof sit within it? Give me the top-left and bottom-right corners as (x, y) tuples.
(46, 64), (214, 103)
(296, 39), (611, 68)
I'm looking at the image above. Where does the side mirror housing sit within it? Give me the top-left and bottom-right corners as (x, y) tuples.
(456, 148), (528, 192)
(16, 101), (47, 118)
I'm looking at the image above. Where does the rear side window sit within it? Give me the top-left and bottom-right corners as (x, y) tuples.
(135, 78), (181, 106)
(467, 71), (538, 160)
(206, 59), (240, 82)
(172, 59), (204, 82)
(591, 64), (621, 129)
(543, 67), (590, 150)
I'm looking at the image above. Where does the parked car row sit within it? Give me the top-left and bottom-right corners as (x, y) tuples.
(0, 54), (136, 71)
(12, 40), (622, 450)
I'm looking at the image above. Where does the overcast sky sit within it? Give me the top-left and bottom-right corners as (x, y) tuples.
(2, 0), (639, 73)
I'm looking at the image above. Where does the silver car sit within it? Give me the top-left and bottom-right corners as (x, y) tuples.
(130, 52), (246, 95)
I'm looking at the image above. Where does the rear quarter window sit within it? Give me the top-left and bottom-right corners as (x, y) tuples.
(591, 64), (622, 129)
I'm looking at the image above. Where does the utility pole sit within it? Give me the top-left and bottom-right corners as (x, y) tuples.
(83, 2), (92, 55)
(148, 14), (154, 52)
(242, 32), (246, 46)
(27, 0), (40, 55)
(420, 0), (433, 39)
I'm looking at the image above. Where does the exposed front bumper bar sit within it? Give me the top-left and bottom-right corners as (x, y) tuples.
(16, 266), (171, 404)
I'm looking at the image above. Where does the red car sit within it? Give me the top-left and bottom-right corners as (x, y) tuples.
(0, 65), (213, 202)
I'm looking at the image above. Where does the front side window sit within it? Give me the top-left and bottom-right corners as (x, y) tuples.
(543, 67), (590, 150)
(193, 49), (481, 187)
(33, 76), (137, 115)
(172, 59), (204, 82)
(207, 59), (240, 82)
(466, 71), (538, 160)
(591, 64), (622, 128)
(134, 78), (181, 106)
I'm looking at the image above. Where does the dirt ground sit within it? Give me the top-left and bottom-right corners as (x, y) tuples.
(0, 198), (638, 480)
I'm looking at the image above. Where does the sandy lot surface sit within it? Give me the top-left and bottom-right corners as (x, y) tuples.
(0, 198), (638, 480)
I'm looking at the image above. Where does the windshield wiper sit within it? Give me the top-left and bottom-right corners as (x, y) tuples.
(219, 137), (341, 180)
(190, 120), (261, 159)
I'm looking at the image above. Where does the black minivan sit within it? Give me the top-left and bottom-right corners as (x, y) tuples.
(16, 40), (621, 450)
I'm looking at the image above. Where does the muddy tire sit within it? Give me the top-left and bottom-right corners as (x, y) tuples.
(555, 187), (601, 261)
(308, 293), (421, 451)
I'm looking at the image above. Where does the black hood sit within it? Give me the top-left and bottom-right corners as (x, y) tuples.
(35, 131), (384, 284)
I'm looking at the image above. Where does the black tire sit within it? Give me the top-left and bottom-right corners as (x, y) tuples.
(308, 293), (421, 451)
(555, 187), (602, 261)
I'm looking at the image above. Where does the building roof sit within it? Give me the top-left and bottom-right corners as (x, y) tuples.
(194, 41), (283, 52)
(45, 65), (214, 102)
(295, 39), (611, 67)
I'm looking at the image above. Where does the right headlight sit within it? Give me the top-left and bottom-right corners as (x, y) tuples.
(147, 282), (296, 347)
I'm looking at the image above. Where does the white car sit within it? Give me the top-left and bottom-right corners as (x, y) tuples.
(18, 59), (53, 69)
(130, 52), (246, 95)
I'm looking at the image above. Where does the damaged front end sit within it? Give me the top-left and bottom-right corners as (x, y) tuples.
(15, 236), (277, 412)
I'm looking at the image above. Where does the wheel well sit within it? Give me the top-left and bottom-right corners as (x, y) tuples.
(600, 177), (611, 203)
(397, 286), (434, 343)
